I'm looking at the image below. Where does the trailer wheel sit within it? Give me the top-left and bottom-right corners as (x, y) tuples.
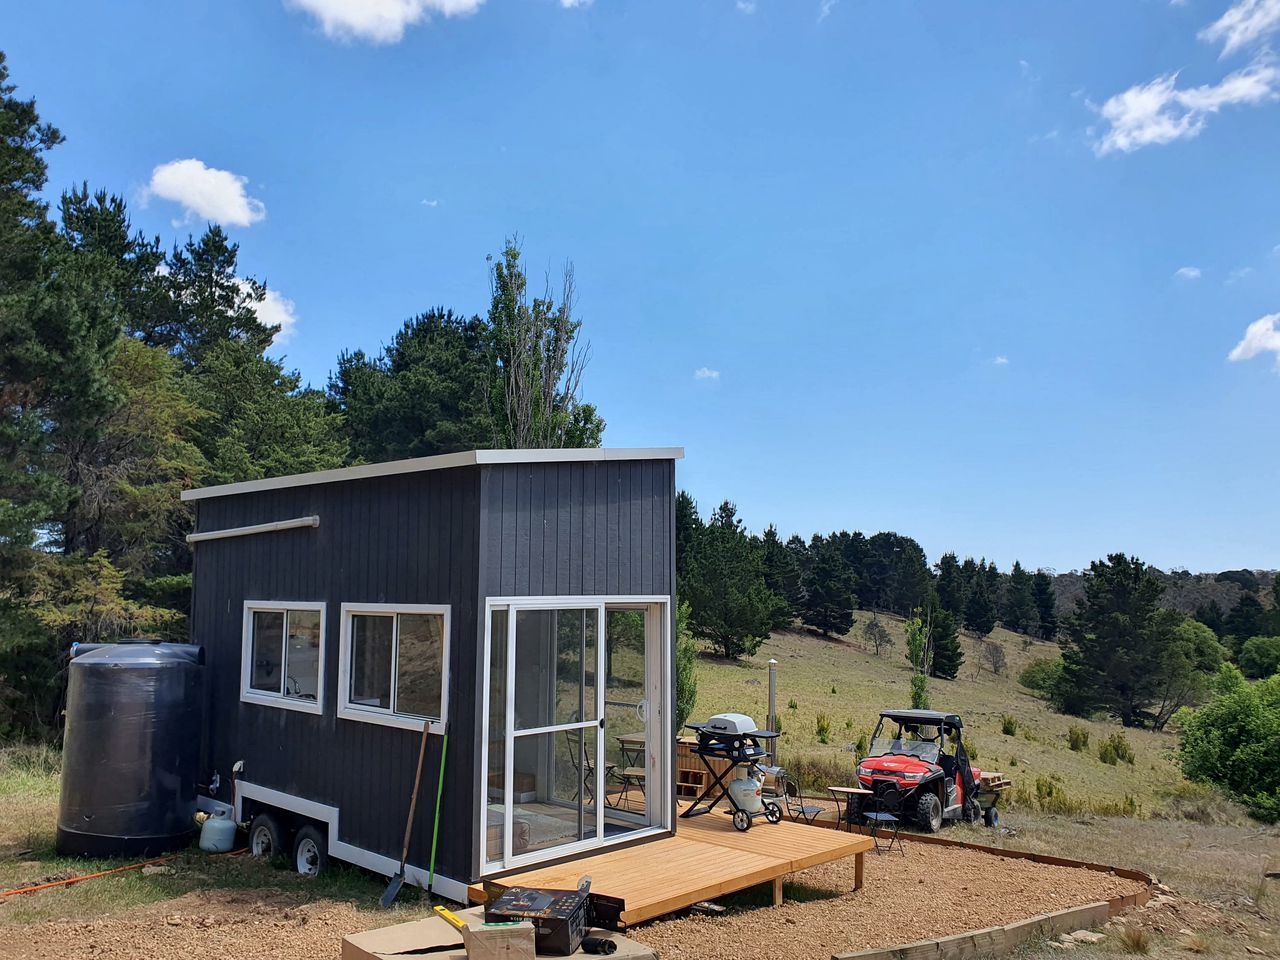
(248, 813), (285, 861)
(915, 791), (943, 833)
(732, 810), (751, 832)
(293, 825), (329, 878)
(984, 805), (1000, 829)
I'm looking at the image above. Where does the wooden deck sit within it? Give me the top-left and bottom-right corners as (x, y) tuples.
(468, 806), (873, 928)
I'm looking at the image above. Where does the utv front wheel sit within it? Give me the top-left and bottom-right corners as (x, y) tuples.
(916, 791), (943, 833)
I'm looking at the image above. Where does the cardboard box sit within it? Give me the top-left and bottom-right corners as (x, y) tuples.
(340, 910), (533, 960)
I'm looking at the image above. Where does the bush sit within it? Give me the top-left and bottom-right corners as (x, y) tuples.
(787, 696), (798, 711)
(674, 602), (699, 731)
(1000, 714), (1018, 736)
(815, 712), (832, 744)
(1178, 670), (1280, 822)
(854, 731), (869, 757)
(1099, 732), (1135, 765)
(1240, 635), (1280, 679)
(1067, 724), (1090, 752)
(1019, 658), (1064, 700)
(910, 673), (930, 709)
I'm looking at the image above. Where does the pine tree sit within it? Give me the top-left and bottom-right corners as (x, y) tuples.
(682, 501), (780, 659)
(760, 525), (803, 628)
(674, 490), (702, 583)
(963, 575), (997, 636)
(1032, 569), (1058, 640)
(1059, 554), (1166, 725)
(800, 535), (856, 636)
(1002, 561), (1035, 634)
(935, 552), (966, 617)
(1194, 599), (1226, 638)
(1224, 594), (1267, 650)
(928, 599), (964, 680)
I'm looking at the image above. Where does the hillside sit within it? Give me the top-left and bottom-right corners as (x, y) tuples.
(689, 613), (1189, 815)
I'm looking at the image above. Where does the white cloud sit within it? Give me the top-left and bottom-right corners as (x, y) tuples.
(145, 159), (266, 227)
(992, 355), (1010, 366)
(818, 0), (838, 22)
(238, 280), (301, 346)
(1200, 0), (1280, 58)
(1174, 265), (1202, 279)
(736, 0), (757, 12)
(1227, 265), (1255, 283)
(421, 198), (440, 207)
(285, 0), (484, 43)
(560, 0), (592, 6)
(694, 367), (721, 381)
(1228, 312), (1280, 367)
(1092, 59), (1280, 155)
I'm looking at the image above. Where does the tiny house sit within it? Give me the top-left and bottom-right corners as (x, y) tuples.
(184, 447), (681, 902)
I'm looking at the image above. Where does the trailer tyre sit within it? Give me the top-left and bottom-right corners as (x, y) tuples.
(293, 825), (329, 878)
(915, 791), (943, 833)
(248, 813), (285, 861)
(984, 805), (1000, 829)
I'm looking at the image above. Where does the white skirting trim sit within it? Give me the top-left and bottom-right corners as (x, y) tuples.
(234, 779), (469, 903)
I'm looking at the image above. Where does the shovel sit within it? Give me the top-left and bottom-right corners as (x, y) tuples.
(381, 720), (449, 908)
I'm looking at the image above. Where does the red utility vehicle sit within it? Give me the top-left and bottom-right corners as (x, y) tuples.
(854, 709), (1000, 831)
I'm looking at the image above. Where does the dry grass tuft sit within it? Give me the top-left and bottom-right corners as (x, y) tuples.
(1109, 925), (1151, 954)
(1179, 932), (1209, 954)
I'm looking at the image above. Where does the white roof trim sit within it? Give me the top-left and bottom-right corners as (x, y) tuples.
(181, 447), (684, 502)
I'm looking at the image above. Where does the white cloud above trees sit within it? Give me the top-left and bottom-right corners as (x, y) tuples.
(145, 159), (266, 227)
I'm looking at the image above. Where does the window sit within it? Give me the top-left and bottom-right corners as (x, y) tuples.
(338, 603), (450, 731)
(240, 602), (326, 715)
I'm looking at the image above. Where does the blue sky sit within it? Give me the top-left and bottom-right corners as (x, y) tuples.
(7, 0), (1279, 573)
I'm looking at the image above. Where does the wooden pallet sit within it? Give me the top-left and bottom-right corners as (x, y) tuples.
(469, 804), (872, 928)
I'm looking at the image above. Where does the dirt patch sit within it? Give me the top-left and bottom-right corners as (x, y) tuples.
(0, 888), (419, 960)
(632, 840), (1147, 960)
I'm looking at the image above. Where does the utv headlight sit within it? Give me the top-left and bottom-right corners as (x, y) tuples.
(900, 772), (923, 781)
(856, 765), (871, 778)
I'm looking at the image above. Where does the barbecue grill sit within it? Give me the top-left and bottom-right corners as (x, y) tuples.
(682, 713), (782, 831)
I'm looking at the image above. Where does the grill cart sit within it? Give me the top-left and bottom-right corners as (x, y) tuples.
(681, 714), (783, 832)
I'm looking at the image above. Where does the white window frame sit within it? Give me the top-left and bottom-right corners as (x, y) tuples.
(337, 602), (451, 733)
(240, 600), (327, 716)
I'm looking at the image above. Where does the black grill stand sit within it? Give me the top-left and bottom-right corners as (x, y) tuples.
(681, 724), (782, 831)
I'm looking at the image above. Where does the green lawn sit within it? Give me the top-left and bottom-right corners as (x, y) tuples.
(690, 614), (1190, 816)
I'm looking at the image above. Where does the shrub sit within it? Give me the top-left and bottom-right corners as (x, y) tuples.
(844, 717), (853, 731)
(964, 738), (979, 763)
(815, 712), (832, 744)
(1099, 732), (1135, 766)
(784, 752), (856, 791)
(1240, 635), (1280, 679)
(1000, 714), (1018, 736)
(788, 696), (798, 711)
(674, 602), (699, 731)
(1178, 670), (1280, 822)
(1019, 657), (1063, 700)
(1067, 724), (1090, 752)
(910, 673), (930, 709)
(831, 684), (837, 695)
(854, 731), (869, 758)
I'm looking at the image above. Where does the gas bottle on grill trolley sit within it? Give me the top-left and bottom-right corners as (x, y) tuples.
(727, 766), (766, 815)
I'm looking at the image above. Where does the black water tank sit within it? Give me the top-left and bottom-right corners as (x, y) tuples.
(56, 641), (204, 858)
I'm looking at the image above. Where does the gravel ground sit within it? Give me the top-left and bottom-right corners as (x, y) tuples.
(0, 888), (400, 960)
(0, 842), (1146, 960)
(631, 840), (1147, 960)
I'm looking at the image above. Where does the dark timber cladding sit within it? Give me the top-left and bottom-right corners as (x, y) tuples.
(477, 459), (675, 597)
(190, 466), (481, 883)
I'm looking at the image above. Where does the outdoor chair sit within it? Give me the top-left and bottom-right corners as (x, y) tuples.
(778, 773), (824, 824)
(862, 779), (905, 856)
(565, 727), (612, 805)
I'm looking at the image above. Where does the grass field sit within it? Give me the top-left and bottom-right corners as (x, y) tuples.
(690, 614), (1194, 817)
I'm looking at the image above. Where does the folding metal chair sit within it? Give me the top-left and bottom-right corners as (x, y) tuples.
(862, 779), (905, 855)
(779, 773), (824, 824)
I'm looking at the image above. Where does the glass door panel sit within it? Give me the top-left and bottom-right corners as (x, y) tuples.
(603, 609), (649, 821)
(507, 606), (603, 863)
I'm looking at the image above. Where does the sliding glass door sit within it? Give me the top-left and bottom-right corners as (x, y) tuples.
(483, 597), (668, 873)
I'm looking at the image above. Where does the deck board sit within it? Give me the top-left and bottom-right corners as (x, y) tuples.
(469, 805), (872, 926)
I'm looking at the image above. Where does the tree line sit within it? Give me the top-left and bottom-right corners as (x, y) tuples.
(0, 54), (601, 738)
